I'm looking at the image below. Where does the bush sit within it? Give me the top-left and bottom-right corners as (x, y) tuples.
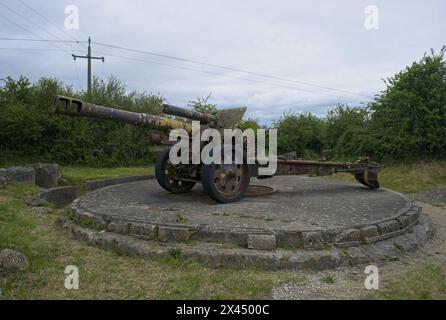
(365, 47), (446, 162)
(324, 47), (446, 163)
(0, 76), (163, 166)
(2, 46), (445, 166)
(274, 112), (326, 158)
(325, 104), (371, 159)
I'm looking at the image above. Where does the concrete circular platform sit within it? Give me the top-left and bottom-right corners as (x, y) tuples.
(71, 176), (422, 250)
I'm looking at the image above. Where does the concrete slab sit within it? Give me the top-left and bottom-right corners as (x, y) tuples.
(409, 188), (446, 206)
(71, 176), (419, 250)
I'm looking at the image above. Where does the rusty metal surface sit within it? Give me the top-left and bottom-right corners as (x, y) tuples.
(245, 185), (277, 197)
(216, 107), (247, 129)
(272, 158), (383, 189)
(54, 96), (192, 132)
(162, 104), (217, 124)
(211, 164), (248, 198)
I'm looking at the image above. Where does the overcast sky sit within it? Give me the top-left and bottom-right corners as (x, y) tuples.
(0, 0), (445, 123)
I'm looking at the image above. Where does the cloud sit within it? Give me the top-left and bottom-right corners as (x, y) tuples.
(0, 0), (445, 124)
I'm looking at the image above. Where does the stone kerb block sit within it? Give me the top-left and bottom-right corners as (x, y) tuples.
(0, 166), (35, 185)
(30, 163), (61, 188)
(247, 234), (277, 250)
(40, 186), (77, 206)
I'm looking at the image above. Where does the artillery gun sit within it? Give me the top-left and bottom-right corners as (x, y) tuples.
(54, 95), (383, 203)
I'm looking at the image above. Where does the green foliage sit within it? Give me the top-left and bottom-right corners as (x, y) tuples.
(188, 93), (217, 113)
(274, 112), (326, 158)
(275, 47), (446, 162)
(320, 274), (336, 284)
(239, 117), (261, 132)
(325, 104), (370, 159)
(2, 46), (445, 165)
(0, 76), (163, 166)
(365, 47), (446, 162)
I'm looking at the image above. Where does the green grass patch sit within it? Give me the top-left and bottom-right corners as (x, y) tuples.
(60, 166), (154, 192)
(175, 214), (188, 223)
(0, 161), (154, 194)
(0, 184), (304, 299)
(330, 161), (446, 194)
(320, 274), (336, 284)
(369, 264), (446, 300)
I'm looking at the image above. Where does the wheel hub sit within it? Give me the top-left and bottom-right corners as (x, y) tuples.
(213, 164), (245, 196)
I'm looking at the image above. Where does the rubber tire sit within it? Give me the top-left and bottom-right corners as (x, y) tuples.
(201, 162), (251, 203)
(155, 147), (196, 193)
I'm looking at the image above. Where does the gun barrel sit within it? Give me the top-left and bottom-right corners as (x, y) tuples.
(162, 104), (217, 124)
(54, 96), (191, 132)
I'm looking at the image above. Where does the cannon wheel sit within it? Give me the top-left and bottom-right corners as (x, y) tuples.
(201, 162), (251, 203)
(155, 147), (196, 193)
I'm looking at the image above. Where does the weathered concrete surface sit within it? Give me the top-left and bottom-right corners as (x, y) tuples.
(40, 186), (77, 207)
(24, 196), (48, 207)
(71, 176), (419, 249)
(0, 164), (60, 188)
(61, 216), (432, 271)
(248, 234), (277, 250)
(0, 166), (35, 185)
(84, 175), (154, 192)
(409, 188), (446, 207)
(30, 163), (61, 188)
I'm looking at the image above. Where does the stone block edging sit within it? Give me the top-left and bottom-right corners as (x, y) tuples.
(84, 175), (154, 192)
(70, 200), (423, 251)
(60, 216), (433, 271)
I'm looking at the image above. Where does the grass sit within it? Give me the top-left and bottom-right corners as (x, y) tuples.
(2, 161), (446, 299)
(175, 214), (188, 223)
(3, 159), (446, 195)
(1, 160), (154, 194)
(320, 274), (336, 284)
(59, 166), (154, 192)
(330, 161), (446, 194)
(368, 264), (446, 300)
(0, 184), (305, 299)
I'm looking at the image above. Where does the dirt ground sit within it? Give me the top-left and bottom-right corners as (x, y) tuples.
(272, 201), (446, 299)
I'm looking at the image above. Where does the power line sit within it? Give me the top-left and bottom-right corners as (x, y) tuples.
(0, 0), (370, 100)
(0, 42), (356, 98)
(0, 36), (372, 100)
(0, 37), (82, 44)
(16, 0), (87, 52)
(0, 42), (355, 98)
(73, 41), (83, 90)
(17, 0), (77, 42)
(0, 14), (43, 41)
(92, 50), (357, 99)
(92, 41), (372, 99)
(0, 47), (71, 52)
(0, 1), (67, 47)
(72, 37), (105, 96)
(0, 8), (66, 51)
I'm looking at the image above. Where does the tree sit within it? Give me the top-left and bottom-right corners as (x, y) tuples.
(325, 104), (370, 158)
(367, 46), (446, 161)
(188, 93), (217, 113)
(274, 112), (326, 158)
(239, 118), (260, 132)
(0, 75), (163, 166)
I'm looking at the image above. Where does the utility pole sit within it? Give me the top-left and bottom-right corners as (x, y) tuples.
(72, 37), (104, 97)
